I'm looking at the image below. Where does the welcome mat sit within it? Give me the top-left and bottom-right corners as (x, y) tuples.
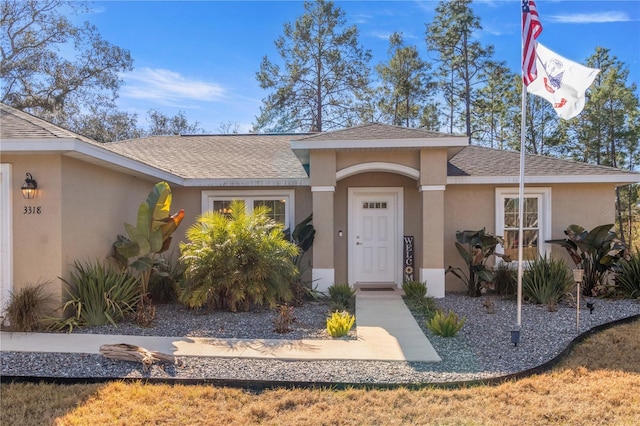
(358, 287), (396, 291)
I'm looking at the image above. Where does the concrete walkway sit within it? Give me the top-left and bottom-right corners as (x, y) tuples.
(0, 290), (441, 363)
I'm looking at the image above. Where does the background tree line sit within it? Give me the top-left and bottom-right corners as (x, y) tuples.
(2, 0), (639, 243)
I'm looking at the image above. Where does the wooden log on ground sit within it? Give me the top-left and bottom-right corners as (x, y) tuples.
(100, 343), (180, 372)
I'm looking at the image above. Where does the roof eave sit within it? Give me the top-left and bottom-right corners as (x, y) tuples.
(447, 175), (640, 185)
(1, 138), (184, 185)
(184, 178), (310, 187)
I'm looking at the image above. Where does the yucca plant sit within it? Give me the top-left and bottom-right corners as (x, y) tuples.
(4, 282), (53, 332)
(328, 283), (355, 312)
(616, 251), (640, 299)
(522, 254), (574, 306)
(326, 310), (355, 338)
(56, 260), (140, 331)
(179, 200), (299, 311)
(426, 310), (465, 337)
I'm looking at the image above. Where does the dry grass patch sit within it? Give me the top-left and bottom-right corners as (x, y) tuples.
(2, 319), (639, 425)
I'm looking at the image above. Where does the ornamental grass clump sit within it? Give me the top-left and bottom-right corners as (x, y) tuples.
(426, 310), (465, 337)
(326, 310), (355, 338)
(4, 282), (53, 332)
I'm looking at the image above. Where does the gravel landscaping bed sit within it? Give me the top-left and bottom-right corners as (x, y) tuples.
(2, 294), (638, 385)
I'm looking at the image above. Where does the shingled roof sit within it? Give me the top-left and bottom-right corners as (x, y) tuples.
(0, 103), (100, 145)
(105, 134), (310, 180)
(448, 145), (637, 179)
(293, 122), (459, 142)
(2, 102), (636, 185)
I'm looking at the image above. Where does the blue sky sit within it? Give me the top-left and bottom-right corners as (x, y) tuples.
(77, 0), (640, 133)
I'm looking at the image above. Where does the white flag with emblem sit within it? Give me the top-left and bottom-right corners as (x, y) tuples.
(527, 42), (600, 120)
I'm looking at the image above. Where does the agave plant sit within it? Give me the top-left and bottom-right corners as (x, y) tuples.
(446, 228), (508, 297)
(547, 224), (628, 296)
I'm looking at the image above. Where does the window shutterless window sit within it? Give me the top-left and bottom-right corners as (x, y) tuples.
(495, 188), (551, 265)
(202, 190), (294, 230)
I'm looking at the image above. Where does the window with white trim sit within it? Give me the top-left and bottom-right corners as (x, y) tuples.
(202, 190), (294, 230)
(495, 188), (551, 263)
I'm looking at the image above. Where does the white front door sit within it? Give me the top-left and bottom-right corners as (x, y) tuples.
(349, 188), (403, 285)
(0, 164), (13, 315)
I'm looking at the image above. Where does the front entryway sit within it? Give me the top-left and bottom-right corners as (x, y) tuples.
(348, 187), (403, 286)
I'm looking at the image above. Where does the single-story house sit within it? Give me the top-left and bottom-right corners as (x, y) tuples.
(1, 103), (638, 311)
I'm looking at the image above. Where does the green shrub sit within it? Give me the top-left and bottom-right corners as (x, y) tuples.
(402, 281), (437, 319)
(4, 282), (53, 332)
(426, 310), (465, 337)
(493, 262), (517, 297)
(616, 251), (640, 298)
(148, 256), (185, 304)
(179, 200), (299, 311)
(328, 283), (355, 311)
(402, 280), (427, 301)
(326, 310), (355, 338)
(54, 260), (140, 331)
(522, 254), (574, 305)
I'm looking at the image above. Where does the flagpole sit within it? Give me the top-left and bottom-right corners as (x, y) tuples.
(517, 82), (526, 328)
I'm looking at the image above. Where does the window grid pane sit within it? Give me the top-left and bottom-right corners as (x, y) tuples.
(254, 199), (286, 225)
(503, 197), (539, 261)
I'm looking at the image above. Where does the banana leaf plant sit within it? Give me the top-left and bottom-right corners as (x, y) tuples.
(446, 228), (508, 297)
(113, 182), (184, 315)
(547, 224), (628, 296)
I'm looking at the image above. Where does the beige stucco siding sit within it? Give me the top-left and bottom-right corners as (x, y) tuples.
(336, 150), (419, 171)
(5, 154), (64, 301)
(443, 182), (622, 292)
(61, 156), (152, 274)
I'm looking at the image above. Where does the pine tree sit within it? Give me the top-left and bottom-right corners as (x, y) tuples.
(253, 0), (372, 133)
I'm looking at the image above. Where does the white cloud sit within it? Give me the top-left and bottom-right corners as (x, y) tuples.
(549, 12), (630, 24)
(120, 68), (227, 106)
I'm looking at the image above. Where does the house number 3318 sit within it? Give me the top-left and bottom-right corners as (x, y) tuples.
(23, 206), (42, 214)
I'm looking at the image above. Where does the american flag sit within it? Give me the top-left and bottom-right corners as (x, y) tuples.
(522, 0), (543, 86)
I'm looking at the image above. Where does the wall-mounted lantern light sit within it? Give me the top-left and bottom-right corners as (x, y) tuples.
(21, 173), (38, 199)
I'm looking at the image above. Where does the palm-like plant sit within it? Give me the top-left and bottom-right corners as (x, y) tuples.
(179, 200), (299, 311)
(547, 224), (628, 296)
(446, 228), (508, 297)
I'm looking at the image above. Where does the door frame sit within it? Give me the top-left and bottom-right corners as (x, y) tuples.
(348, 187), (403, 286)
(0, 164), (13, 314)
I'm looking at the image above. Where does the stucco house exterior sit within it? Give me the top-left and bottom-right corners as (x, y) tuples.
(1, 103), (638, 312)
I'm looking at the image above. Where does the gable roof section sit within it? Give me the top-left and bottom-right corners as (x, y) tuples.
(0, 103), (100, 145)
(105, 134), (310, 185)
(290, 122), (469, 165)
(0, 103), (181, 184)
(448, 145), (639, 185)
(292, 122), (467, 148)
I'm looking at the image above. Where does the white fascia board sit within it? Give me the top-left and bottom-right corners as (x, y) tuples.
(447, 175), (640, 185)
(0, 139), (78, 152)
(1, 138), (184, 185)
(185, 178), (310, 187)
(290, 137), (468, 150)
